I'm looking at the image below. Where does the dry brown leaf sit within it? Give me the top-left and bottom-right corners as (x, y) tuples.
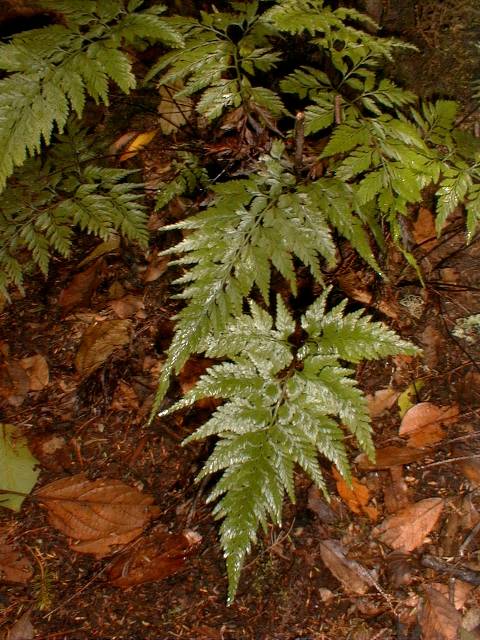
(77, 237), (120, 268)
(75, 319), (131, 376)
(337, 271), (373, 305)
(107, 526), (202, 588)
(157, 84), (194, 135)
(431, 581), (473, 611)
(319, 540), (373, 595)
(419, 586), (462, 640)
(142, 254), (170, 283)
(413, 207), (438, 252)
(453, 444), (480, 487)
(0, 540), (33, 583)
(58, 259), (105, 313)
(35, 473), (160, 557)
(6, 609), (35, 640)
(19, 355), (49, 391)
(110, 295), (145, 319)
(399, 402), (459, 448)
(307, 485), (338, 523)
(373, 497), (444, 552)
(332, 468), (378, 521)
(356, 445), (425, 470)
(383, 466), (411, 514)
(420, 325), (444, 370)
(0, 361), (29, 407)
(110, 380), (139, 412)
(367, 387), (400, 418)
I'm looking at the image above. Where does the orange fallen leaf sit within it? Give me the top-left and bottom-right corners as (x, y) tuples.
(413, 207), (437, 253)
(400, 402), (459, 448)
(419, 587), (462, 640)
(319, 540), (373, 595)
(75, 319), (132, 376)
(373, 497), (444, 552)
(332, 468), (377, 521)
(356, 445), (425, 470)
(19, 355), (49, 391)
(0, 539), (33, 583)
(35, 474), (160, 558)
(107, 526), (202, 588)
(119, 129), (158, 162)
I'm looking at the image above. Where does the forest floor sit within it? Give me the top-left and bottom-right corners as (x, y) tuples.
(2, 1), (480, 639)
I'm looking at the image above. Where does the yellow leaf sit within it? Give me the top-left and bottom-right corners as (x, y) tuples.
(119, 129), (158, 162)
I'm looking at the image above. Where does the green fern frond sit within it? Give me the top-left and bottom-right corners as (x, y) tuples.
(0, 0), (182, 190)
(160, 289), (418, 602)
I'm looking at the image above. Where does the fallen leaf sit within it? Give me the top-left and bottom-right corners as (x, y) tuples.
(157, 83), (194, 135)
(75, 319), (131, 376)
(319, 539), (373, 595)
(0, 361), (29, 406)
(307, 484), (338, 523)
(332, 468), (377, 521)
(453, 445), (480, 487)
(6, 609), (35, 640)
(36, 474), (160, 557)
(373, 498), (444, 552)
(107, 526), (202, 587)
(0, 424), (40, 511)
(19, 355), (49, 391)
(431, 581), (473, 611)
(356, 445), (425, 470)
(58, 259), (105, 313)
(413, 207), (438, 252)
(142, 253), (170, 283)
(421, 325), (444, 370)
(400, 402), (459, 447)
(337, 271), (373, 305)
(110, 295), (145, 319)
(419, 586), (462, 640)
(0, 539), (33, 583)
(383, 466), (411, 513)
(119, 129), (158, 162)
(110, 381), (139, 412)
(367, 387), (400, 418)
(77, 237), (120, 268)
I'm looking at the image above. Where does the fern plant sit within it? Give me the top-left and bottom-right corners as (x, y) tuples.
(0, 120), (148, 295)
(0, 0), (183, 191)
(160, 288), (418, 601)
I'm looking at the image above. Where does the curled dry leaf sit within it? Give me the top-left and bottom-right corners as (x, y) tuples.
(35, 473), (160, 558)
(399, 402), (459, 448)
(332, 468), (377, 521)
(373, 497), (444, 552)
(319, 540), (374, 595)
(356, 445), (425, 470)
(0, 539), (33, 583)
(19, 355), (49, 391)
(107, 526), (202, 588)
(420, 587), (462, 640)
(75, 319), (132, 376)
(367, 387), (400, 418)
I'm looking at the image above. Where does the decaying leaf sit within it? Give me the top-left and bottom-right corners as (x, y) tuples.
(319, 540), (374, 595)
(110, 295), (145, 319)
(58, 259), (105, 313)
(0, 361), (30, 407)
(367, 387), (400, 418)
(397, 380), (425, 418)
(75, 319), (131, 376)
(420, 586), (462, 640)
(332, 468), (377, 521)
(383, 466), (411, 514)
(19, 355), (49, 391)
(78, 237), (120, 268)
(35, 474), (160, 557)
(431, 581), (473, 611)
(158, 83), (194, 135)
(142, 253), (170, 283)
(0, 424), (40, 511)
(356, 445), (425, 470)
(0, 539), (33, 583)
(107, 526), (202, 588)
(6, 609), (35, 640)
(413, 207), (438, 252)
(399, 402), (458, 448)
(373, 498), (444, 552)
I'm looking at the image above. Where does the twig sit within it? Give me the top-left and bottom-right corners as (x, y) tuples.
(421, 554), (480, 585)
(459, 520), (480, 556)
(294, 111), (305, 174)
